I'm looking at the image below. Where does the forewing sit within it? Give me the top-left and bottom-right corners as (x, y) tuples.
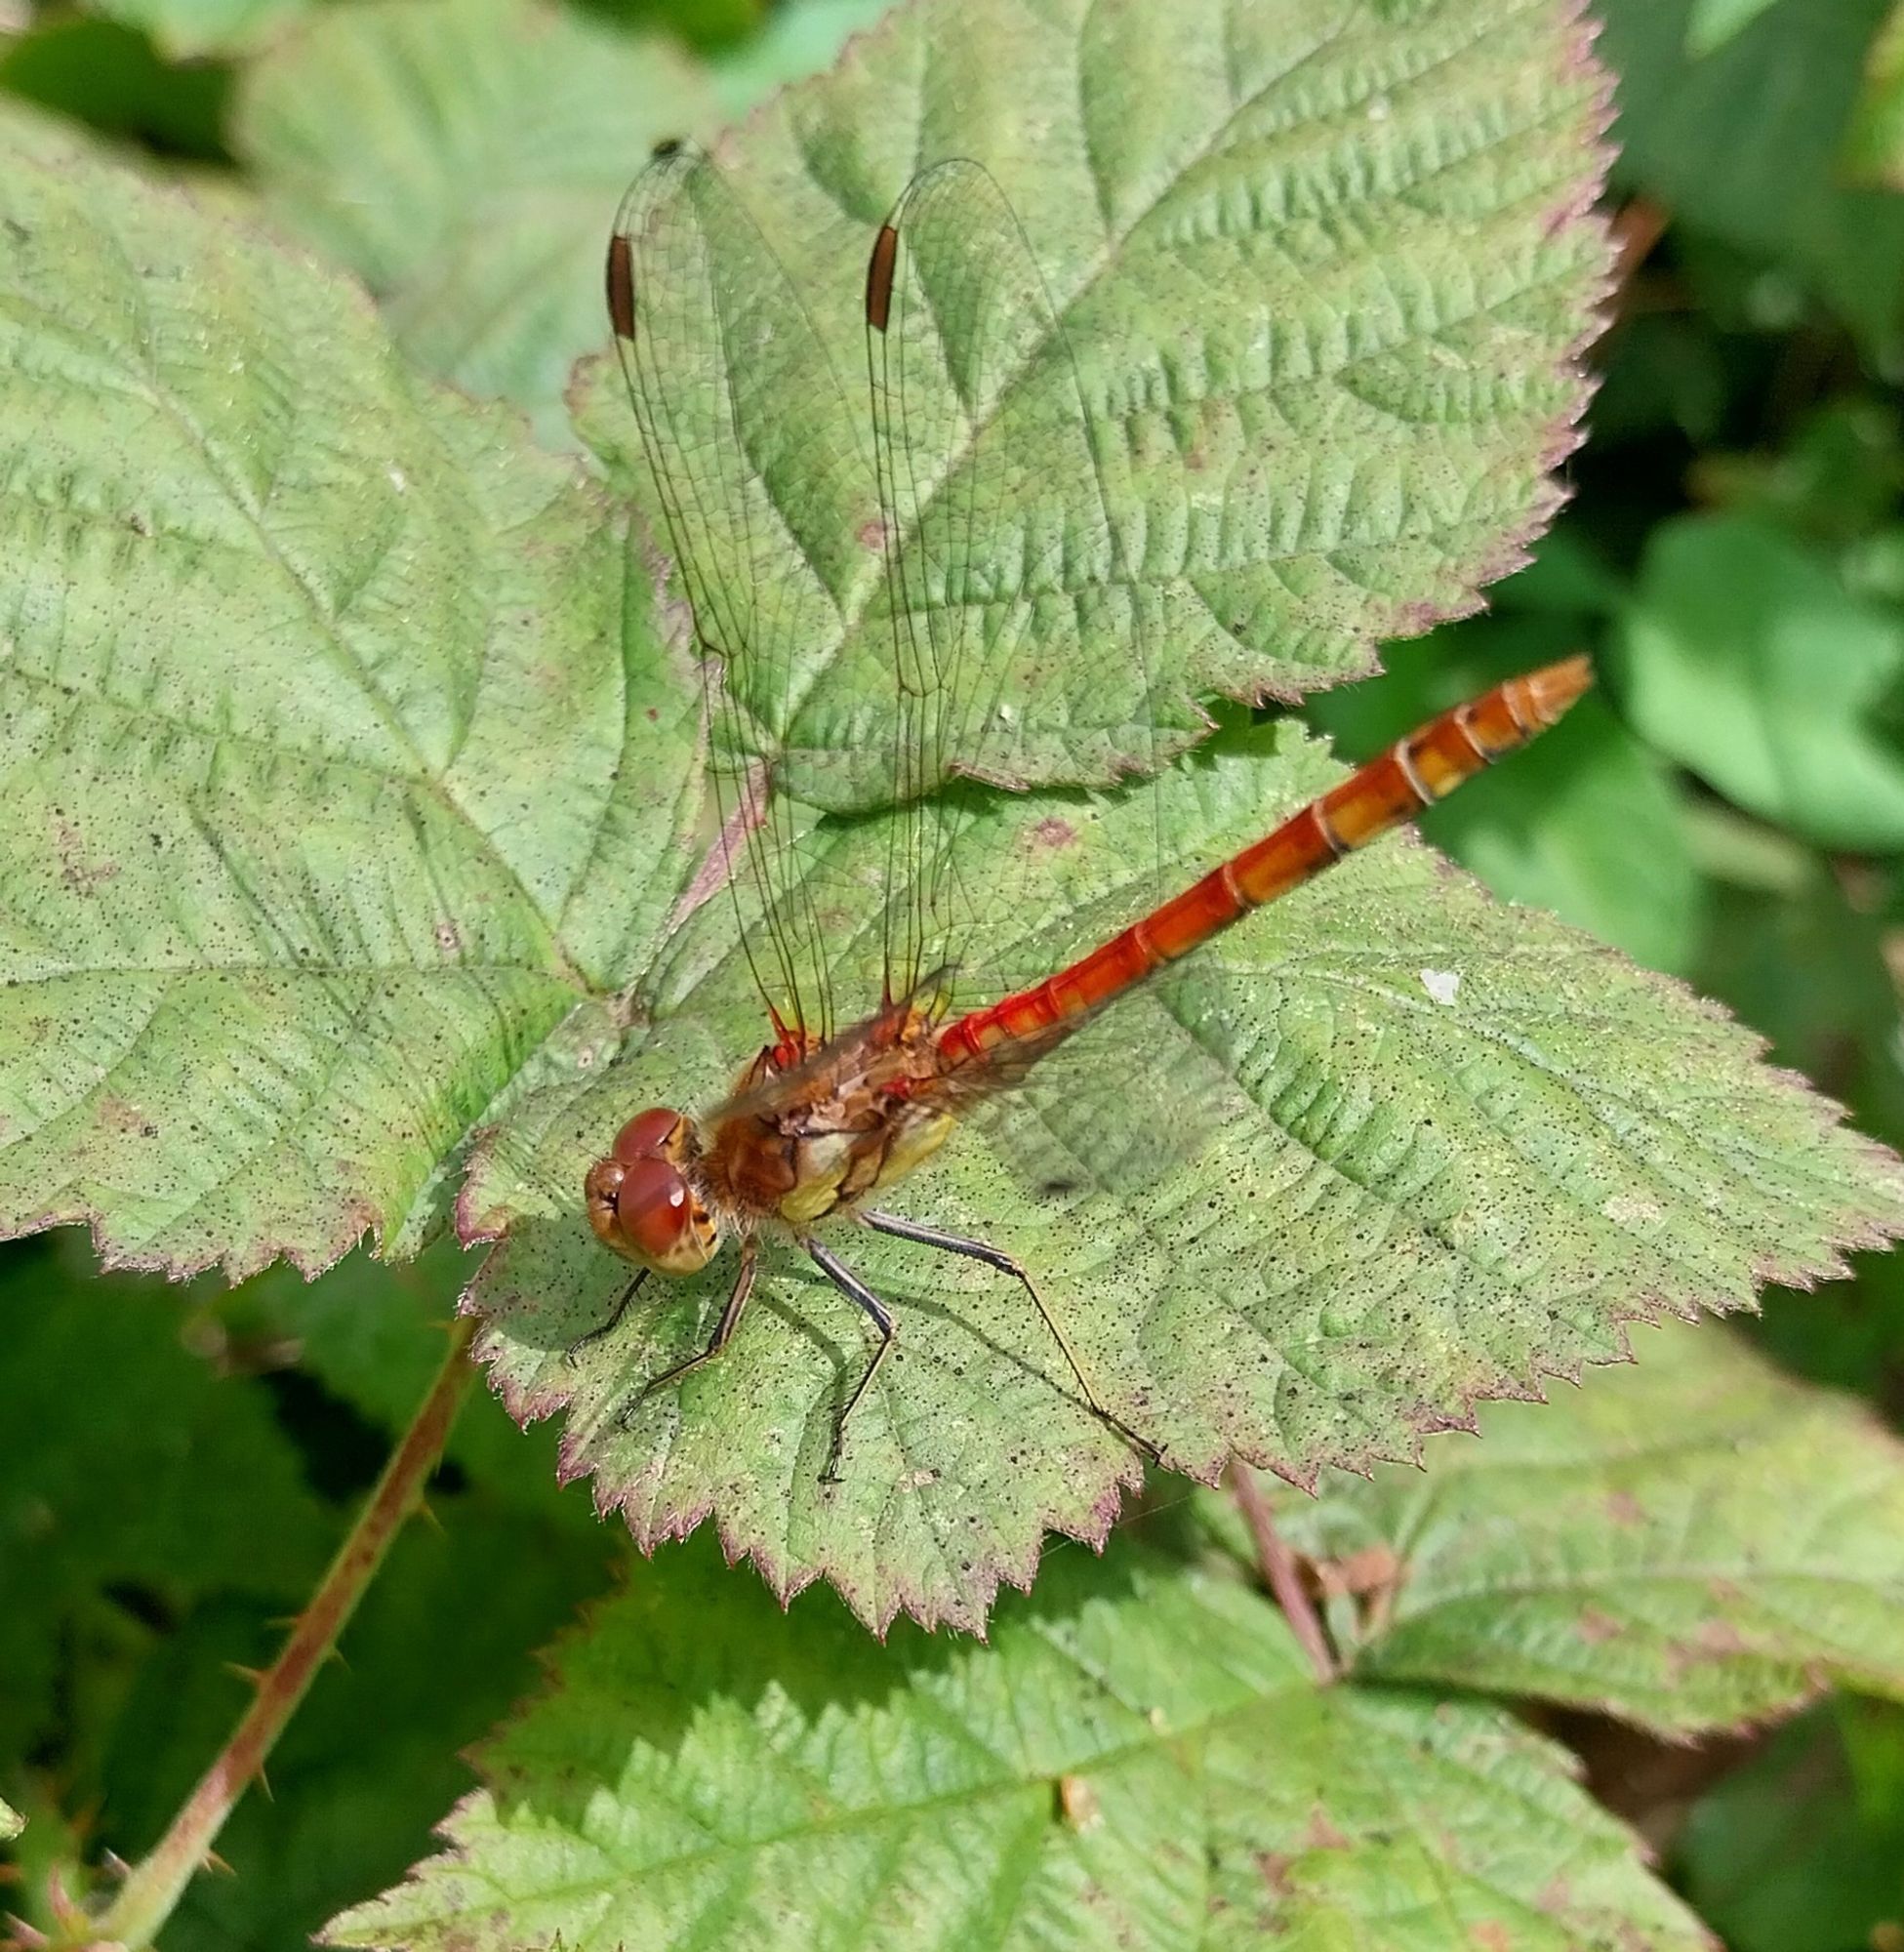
(610, 143), (876, 1039)
(864, 160), (1173, 1010)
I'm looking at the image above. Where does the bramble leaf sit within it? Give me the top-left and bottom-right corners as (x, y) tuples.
(0, 110), (696, 1278)
(467, 712), (1904, 1631)
(236, 0), (716, 448)
(90, 0), (310, 60)
(570, 0), (1616, 806)
(322, 1536), (1710, 1952)
(1258, 1322), (1904, 1731)
(3, 7), (1901, 1640)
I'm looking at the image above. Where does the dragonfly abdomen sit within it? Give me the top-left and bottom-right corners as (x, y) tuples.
(937, 656), (1591, 1066)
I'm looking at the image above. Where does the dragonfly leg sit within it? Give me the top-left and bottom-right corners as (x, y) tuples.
(859, 1208), (1158, 1464)
(802, 1235), (896, 1484)
(617, 1238), (758, 1430)
(566, 1268), (649, 1366)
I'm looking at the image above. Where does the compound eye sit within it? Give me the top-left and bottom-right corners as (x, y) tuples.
(613, 1107), (685, 1164)
(616, 1156), (698, 1264)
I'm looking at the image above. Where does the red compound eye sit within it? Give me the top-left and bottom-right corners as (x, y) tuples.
(616, 1156), (695, 1262)
(613, 1107), (684, 1164)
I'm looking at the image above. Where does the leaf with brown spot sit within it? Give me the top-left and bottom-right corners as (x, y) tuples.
(1266, 1323), (1904, 1732)
(323, 1534), (1709, 1951)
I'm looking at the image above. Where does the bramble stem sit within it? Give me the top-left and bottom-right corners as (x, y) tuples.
(1227, 1459), (1335, 1685)
(83, 1317), (479, 1949)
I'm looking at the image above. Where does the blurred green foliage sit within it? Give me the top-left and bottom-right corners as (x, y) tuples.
(4, 0), (1904, 1943)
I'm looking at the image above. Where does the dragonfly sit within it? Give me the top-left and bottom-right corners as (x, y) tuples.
(585, 140), (1591, 1482)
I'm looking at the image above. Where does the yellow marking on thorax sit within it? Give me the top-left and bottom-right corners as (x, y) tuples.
(871, 1110), (953, 1192)
(779, 1132), (855, 1224)
(774, 1111), (954, 1227)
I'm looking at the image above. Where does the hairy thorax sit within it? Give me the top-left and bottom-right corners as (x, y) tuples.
(694, 1005), (957, 1230)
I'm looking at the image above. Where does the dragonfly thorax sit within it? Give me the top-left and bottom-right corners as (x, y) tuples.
(584, 1107), (720, 1277)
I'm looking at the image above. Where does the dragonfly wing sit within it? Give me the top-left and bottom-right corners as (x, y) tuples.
(865, 160), (1174, 1012)
(944, 972), (1245, 1199)
(610, 142), (878, 1042)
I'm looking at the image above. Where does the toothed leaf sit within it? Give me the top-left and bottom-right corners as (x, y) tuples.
(0, 113), (696, 1279)
(322, 1538), (1710, 1951)
(235, 0), (715, 447)
(1249, 1322), (1904, 1732)
(4, 3), (1899, 1646)
(569, 0), (1616, 806)
(469, 714), (1904, 1632)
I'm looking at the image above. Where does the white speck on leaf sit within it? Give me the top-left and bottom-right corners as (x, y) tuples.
(388, 466), (407, 494)
(1420, 968), (1461, 1005)
(1603, 1194), (1663, 1227)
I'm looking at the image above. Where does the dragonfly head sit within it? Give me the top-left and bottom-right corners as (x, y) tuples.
(584, 1107), (720, 1277)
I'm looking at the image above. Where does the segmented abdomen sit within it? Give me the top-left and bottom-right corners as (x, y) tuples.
(937, 656), (1592, 1067)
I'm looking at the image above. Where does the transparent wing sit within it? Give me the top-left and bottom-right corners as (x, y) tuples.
(963, 978), (1250, 1197)
(609, 142), (875, 1044)
(864, 160), (1170, 1016)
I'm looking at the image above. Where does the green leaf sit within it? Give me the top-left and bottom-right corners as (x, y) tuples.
(708, 0), (899, 112)
(236, 0), (717, 447)
(322, 1535), (1709, 1951)
(0, 22), (230, 156)
(0, 112), (698, 1278)
(1674, 1697), (1904, 1952)
(1264, 1322), (1904, 1732)
(468, 712), (1904, 1631)
(88, 0), (308, 59)
(572, 0), (1616, 805)
(1684, 0), (1782, 58)
(1845, 0), (1904, 189)
(1612, 513), (1904, 853)
(1598, 0), (1904, 356)
(4, 12), (1899, 1645)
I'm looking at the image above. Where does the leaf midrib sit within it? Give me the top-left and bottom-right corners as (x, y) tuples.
(0, 649), (603, 996)
(497, 1634), (1308, 1896)
(5, 233), (613, 996)
(749, 0), (1464, 742)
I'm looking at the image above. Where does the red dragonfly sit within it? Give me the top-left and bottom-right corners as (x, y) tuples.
(586, 141), (1590, 1480)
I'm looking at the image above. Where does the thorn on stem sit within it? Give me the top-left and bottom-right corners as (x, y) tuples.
(43, 1871), (84, 1930)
